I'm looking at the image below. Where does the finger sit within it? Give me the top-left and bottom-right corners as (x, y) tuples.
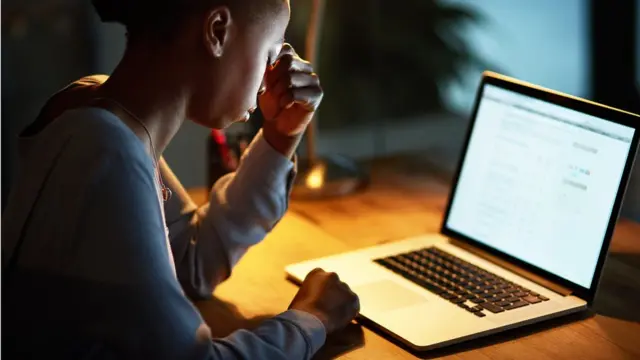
(279, 86), (323, 112)
(278, 43), (297, 57)
(349, 289), (361, 313)
(306, 268), (324, 279)
(267, 54), (314, 86)
(271, 72), (320, 99)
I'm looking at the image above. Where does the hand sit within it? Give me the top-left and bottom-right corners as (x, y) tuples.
(259, 44), (323, 137)
(289, 268), (360, 334)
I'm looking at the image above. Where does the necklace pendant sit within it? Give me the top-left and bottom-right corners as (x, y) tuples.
(161, 186), (172, 202)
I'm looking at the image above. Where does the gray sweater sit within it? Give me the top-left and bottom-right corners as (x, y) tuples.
(2, 107), (325, 359)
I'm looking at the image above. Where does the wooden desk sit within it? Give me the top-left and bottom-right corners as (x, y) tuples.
(189, 158), (640, 359)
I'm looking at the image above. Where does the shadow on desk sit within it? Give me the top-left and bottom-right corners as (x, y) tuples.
(195, 296), (271, 338)
(195, 297), (365, 359)
(593, 252), (640, 323)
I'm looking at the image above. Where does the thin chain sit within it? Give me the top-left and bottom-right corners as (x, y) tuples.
(93, 97), (172, 201)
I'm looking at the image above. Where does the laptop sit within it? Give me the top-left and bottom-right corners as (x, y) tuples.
(285, 72), (640, 351)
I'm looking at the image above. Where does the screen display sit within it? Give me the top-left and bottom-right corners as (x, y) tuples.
(446, 84), (635, 288)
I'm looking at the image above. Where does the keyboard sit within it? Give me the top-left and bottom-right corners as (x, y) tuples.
(374, 247), (549, 317)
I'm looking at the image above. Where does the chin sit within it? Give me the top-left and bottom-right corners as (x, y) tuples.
(189, 116), (226, 129)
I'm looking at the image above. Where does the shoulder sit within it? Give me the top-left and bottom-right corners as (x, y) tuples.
(58, 107), (151, 166)
(40, 107), (156, 190)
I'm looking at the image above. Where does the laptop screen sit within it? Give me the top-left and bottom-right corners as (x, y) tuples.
(445, 84), (636, 289)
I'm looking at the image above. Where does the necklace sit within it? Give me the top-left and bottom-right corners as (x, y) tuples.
(94, 97), (172, 202)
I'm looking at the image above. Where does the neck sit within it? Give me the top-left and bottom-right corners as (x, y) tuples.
(99, 43), (189, 158)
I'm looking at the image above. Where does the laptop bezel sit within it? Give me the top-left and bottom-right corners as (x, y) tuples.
(440, 71), (640, 304)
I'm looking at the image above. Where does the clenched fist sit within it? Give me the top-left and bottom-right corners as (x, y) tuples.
(259, 43), (323, 137)
(289, 268), (360, 334)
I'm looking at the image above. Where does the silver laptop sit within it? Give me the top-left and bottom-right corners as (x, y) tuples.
(286, 72), (640, 351)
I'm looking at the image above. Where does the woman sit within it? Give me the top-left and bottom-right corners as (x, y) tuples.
(2, 0), (360, 358)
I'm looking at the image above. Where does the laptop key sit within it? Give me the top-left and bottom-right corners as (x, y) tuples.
(522, 295), (542, 304)
(487, 288), (504, 296)
(480, 302), (504, 313)
(441, 292), (457, 300)
(474, 311), (487, 317)
(504, 301), (529, 310)
(376, 248), (547, 317)
(418, 280), (445, 295)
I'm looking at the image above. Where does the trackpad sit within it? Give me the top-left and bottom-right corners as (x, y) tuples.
(354, 280), (428, 314)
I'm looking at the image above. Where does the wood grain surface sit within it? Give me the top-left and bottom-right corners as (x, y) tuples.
(189, 157), (640, 359)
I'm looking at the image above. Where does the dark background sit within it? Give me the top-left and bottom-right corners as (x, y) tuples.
(2, 0), (639, 219)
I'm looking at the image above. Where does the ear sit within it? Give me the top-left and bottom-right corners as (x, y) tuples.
(203, 7), (233, 58)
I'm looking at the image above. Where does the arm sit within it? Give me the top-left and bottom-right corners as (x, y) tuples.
(84, 147), (324, 359)
(161, 130), (296, 300)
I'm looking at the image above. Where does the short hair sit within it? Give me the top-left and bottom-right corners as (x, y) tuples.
(92, 0), (282, 40)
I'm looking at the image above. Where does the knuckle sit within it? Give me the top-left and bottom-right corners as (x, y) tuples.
(308, 268), (323, 277)
(286, 72), (295, 87)
(309, 74), (321, 87)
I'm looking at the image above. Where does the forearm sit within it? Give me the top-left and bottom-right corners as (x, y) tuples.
(162, 131), (296, 299)
(208, 310), (326, 359)
(262, 121), (303, 159)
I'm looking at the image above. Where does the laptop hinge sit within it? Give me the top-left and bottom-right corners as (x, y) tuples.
(449, 239), (574, 296)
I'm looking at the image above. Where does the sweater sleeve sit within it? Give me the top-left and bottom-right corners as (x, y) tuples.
(80, 146), (324, 359)
(161, 130), (296, 299)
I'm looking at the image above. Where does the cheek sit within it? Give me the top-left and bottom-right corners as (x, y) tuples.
(239, 58), (266, 102)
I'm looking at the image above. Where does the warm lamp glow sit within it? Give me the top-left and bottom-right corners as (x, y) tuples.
(305, 164), (326, 189)
(290, 0), (368, 199)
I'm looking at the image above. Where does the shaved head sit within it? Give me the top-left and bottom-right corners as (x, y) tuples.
(92, 0), (285, 40)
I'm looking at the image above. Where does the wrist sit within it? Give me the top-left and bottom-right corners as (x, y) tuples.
(262, 123), (303, 159)
(290, 306), (330, 334)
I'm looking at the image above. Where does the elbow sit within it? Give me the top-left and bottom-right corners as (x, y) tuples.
(178, 270), (216, 301)
(184, 285), (214, 302)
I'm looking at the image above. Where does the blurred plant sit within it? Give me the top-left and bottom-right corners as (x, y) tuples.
(286, 0), (490, 128)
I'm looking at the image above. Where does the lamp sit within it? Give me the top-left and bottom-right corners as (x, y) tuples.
(291, 0), (369, 200)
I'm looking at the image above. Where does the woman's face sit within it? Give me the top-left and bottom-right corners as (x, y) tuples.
(188, 1), (290, 129)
